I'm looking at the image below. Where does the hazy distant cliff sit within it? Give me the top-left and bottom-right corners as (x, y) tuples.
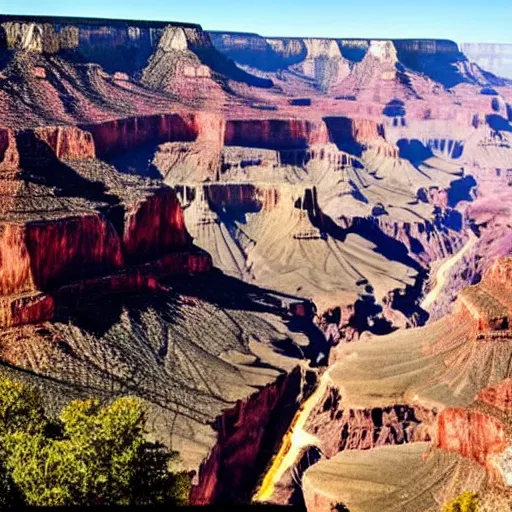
(461, 43), (512, 79)
(208, 31), (505, 88)
(208, 32), (463, 68)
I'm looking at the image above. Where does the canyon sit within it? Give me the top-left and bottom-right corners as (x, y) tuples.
(0, 12), (511, 511)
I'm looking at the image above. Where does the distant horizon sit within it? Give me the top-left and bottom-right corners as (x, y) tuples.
(1, 0), (511, 45)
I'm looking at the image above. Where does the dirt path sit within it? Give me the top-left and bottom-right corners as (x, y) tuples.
(421, 231), (477, 310)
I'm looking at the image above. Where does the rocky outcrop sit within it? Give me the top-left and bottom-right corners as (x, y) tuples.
(123, 187), (191, 263)
(0, 129), (20, 171)
(191, 366), (313, 504)
(324, 116), (385, 152)
(304, 386), (436, 459)
(0, 292), (54, 328)
(205, 184), (280, 212)
(0, 216), (123, 296)
(477, 379), (512, 413)
(436, 408), (508, 468)
(0, 122), (212, 328)
(33, 126), (96, 160)
(456, 256), (512, 332)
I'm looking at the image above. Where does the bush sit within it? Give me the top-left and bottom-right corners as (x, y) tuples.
(0, 377), (190, 506)
(443, 491), (480, 512)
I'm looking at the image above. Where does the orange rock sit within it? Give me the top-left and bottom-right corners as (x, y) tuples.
(33, 126), (96, 160)
(477, 379), (512, 412)
(436, 408), (508, 466)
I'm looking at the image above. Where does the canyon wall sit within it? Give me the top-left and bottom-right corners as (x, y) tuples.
(462, 43), (512, 79)
(224, 119), (329, 150)
(436, 407), (508, 469)
(0, 15), (200, 73)
(304, 385), (436, 459)
(82, 114), (199, 158)
(191, 367), (315, 505)
(0, 123), (212, 329)
(209, 32), (462, 70)
(33, 126), (96, 160)
(0, 129), (20, 171)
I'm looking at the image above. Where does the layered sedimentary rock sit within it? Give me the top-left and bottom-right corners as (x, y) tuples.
(283, 258), (512, 511)
(436, 407), (508, 468)
(83, 114), (198, 157)
(456, 257), (512, 331)
(0, 124), (210, 328)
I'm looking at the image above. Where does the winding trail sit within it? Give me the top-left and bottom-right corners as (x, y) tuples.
(421, 231), (477, 310)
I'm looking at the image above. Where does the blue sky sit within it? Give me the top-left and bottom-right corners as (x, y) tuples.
(1, 0), (511, 44)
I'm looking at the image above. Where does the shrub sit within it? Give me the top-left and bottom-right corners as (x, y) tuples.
(443, 491), (480, 512)
(0, 378), (190, 506)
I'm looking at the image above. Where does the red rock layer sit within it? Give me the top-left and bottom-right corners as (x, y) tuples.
(0, 292), (54, 328)
(0, 129), (20, 171)
(224, 120), (330, 150)
(83, 113), (199, 157)
(33, 126), (96, 160)
(54, 250), (212, 303)
(123, 188), (191, 263)
(25, 216), (124, 291)
(436, 408), (508, 466)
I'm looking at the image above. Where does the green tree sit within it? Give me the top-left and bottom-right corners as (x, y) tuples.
(443, 491), (480, 512)
(0, 378), (191, 507)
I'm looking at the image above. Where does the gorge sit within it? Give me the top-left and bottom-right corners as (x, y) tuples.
(0, 12), (512, 511)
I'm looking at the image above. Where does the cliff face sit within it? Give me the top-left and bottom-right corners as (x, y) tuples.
(0, 123), (211, 329)
(436, 408), (508, 466)
(0, 15), (200, 74)
(304, 385), (436, 459)
(83, 114), (199, 158)
(33, 126), (96, 160)
(209, 31), (495, 90)
(224, 120), (329, 150)
(123, 187), (191, 263)
(210, 32), (460, 71)
(191, 366), (311, 504)
(0, 129), (20, 171)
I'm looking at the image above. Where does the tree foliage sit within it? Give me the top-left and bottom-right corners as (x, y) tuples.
(443, 491), (480, 512)
(0, 377), (191, 507)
